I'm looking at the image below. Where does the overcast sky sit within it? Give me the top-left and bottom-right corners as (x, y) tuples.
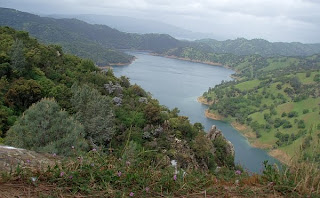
(1, 0), (320, 43)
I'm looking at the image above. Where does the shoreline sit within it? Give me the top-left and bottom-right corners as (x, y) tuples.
(109, 57), (137, 66)
(198, 98), (290, 165)
(197, 96), (214, 106)
(204, 109), (224, 120)
(150, 53), (242, 80)
(151, 53), (224, 67)
(99, 57), (137, 69)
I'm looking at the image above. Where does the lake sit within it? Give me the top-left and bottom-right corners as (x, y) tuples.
(112, 51), (280, 173)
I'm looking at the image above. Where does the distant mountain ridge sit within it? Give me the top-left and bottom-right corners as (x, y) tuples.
(0, 8), (182, 65)
(1, 7), (320, 67)
(196, 38), (320, 57)
(47, 14), (223, 41)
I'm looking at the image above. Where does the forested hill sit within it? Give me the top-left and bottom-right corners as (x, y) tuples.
(196, 38), (320, 57)
(0, 8), (181, 65)
(3, 8), (320, 68)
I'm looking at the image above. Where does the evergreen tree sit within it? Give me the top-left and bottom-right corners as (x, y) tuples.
(10, 39), (26, 74)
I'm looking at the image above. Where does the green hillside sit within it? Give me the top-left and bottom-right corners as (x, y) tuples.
(203, 67), (320, 161)
(162, 46), (320, 79)
(196, 38), (320, 57)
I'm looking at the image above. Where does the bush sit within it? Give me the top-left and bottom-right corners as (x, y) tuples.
(302, 109), (309, 114)
(5, 78), (43, 110)
(297, 120), (306, 129)
(5, 98), (88, 155)
(71, 84), (114, 147)
(288, 111), (298, 118)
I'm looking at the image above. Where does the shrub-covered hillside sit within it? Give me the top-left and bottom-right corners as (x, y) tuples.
(1, 27), (320, 197)
(0, 26), (237, 168)
(0, 26), (243, 195)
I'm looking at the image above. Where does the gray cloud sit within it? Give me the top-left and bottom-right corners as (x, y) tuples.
(1, 0), (320, 43)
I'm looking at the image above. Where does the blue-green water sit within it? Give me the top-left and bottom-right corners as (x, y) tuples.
(112, 51), (280, 173)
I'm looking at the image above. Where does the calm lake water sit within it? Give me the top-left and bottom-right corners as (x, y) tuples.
(112, 51), (280, 173)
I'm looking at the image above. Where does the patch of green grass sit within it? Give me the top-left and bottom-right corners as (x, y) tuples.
(262, 57), (299, 72)
(235, 79), (260, 91)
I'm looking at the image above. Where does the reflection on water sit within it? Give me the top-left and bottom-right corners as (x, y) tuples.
(112, 51), (280, 173)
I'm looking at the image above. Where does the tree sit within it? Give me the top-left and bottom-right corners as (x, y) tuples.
(276, 84), (282, 90)
(314, 74), (320, 82)
(5, 98), (88, 156)
(5, 78), (42, 110)
(71, 84), (114, 147)
(10, 39), (26, 74)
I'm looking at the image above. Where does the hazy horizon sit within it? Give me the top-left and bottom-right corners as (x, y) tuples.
(1, 0), (320, 43)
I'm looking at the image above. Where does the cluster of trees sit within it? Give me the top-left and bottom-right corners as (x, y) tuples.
(0, 27), (234, 171)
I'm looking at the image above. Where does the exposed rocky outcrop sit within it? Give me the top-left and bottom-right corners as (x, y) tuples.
(0, 146), (58, 172)
(104, 81), (123, 96)
(138, 97), (148, 104)
(207, 125), (235, 157)
(112, 97), (122, 106)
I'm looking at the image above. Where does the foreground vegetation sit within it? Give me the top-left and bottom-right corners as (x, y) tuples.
(2, 148), (320, 197)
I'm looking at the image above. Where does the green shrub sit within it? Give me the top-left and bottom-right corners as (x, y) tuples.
(302, 109), (309, 114)
(71, 84), (114, 147)
(5, 98), (88, 155)
(288, 111), (298, 118)
(297, 120), (306, 129)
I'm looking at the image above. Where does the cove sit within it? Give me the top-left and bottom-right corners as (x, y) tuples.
(111, 51), (280, 173)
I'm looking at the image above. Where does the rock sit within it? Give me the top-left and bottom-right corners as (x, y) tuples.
(138, 97), (148, 104)
(152, 126), (163, 136)
(0, 145), (59, 172)
(112, 97), (122, 106)
(143, 125), (163, 137)
(104, 81), (123, 95)
(207, 125), (235, 157)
